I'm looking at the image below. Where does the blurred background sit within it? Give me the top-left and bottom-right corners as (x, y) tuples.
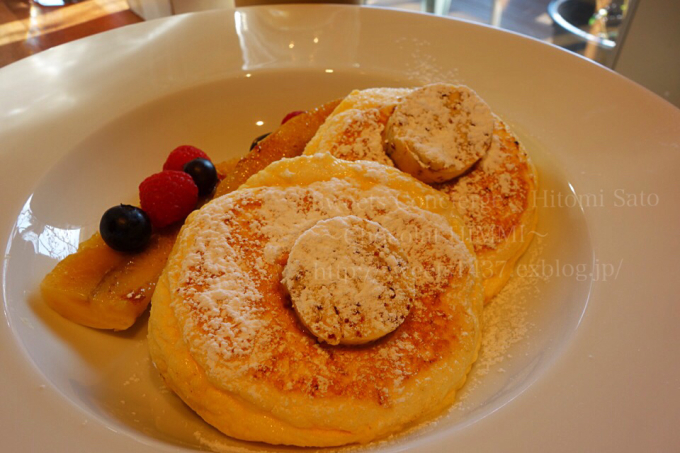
(0, 0), (677, 106)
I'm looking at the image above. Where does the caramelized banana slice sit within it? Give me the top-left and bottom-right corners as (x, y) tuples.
(215, 99), (340, 197)
(41, 229), (178, 330)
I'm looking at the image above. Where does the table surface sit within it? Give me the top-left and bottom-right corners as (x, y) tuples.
(0, 0), (618, 70)
(0, 0), (141, 69)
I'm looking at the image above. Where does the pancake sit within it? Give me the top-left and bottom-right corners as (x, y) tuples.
(435, 119), (537, 300)
(303, 88), (411, 164)
(303, 86), (538, 301)
(148, 154), (483, 447)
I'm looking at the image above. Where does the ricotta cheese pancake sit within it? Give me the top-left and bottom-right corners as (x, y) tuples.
(303, 87), (411, 164)
(434, 119), (537, 300)
(148, 154), (483, 447)
(304, 85), (538, 301)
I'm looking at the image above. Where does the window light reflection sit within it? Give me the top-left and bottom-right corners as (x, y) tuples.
(14, 195), (81, 261)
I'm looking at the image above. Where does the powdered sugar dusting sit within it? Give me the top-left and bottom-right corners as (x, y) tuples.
(455, 236), (544, 407)
(330, 240), (544, 452)
(174, 198), (267, 375)
(309, 108), (394, 166)
(253, 178), (473, 298)
(436, 121), (534, 252)
(394, 37), (462, 85)
(173, 175), (476, 404)
(378, 206), (472, 296)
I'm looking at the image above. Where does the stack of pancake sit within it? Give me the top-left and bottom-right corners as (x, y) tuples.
(148, 84), (537, 446)
(42, 83), (537, 447)
(303, 85), (538, 301)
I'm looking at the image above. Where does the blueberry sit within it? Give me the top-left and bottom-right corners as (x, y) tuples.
(100, 205), (152, 252)
(183, 158), (218, 196)
(250, 132), (270, 150)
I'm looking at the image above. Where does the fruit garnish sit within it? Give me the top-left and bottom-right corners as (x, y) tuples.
(281, 110), (304, 124)
(250, 132), (270, 150)
(100, 204), (152, 252)
(183, 158), (218, 196)
(163, 145), (210, 171)
(41, 101), (340, 330)
(139, 171), (198, 228)
(41, 228), (179, 330)
(216, 99), (341, 197)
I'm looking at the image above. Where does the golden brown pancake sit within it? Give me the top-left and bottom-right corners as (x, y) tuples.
(434, 118), (537, 300)
(148, 154), (483, 446)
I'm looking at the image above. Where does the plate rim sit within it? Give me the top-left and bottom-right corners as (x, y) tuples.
(1, 5), (679, 452)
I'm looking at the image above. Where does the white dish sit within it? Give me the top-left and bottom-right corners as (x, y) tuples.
(1, 5), (679, 452)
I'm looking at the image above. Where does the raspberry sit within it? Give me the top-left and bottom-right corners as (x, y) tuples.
(163, 145), (210, 171)
(281, 110), (304, 125)
(139, 171), (198, 228)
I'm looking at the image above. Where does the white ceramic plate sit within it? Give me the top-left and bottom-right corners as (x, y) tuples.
(1, 5), (679, 452)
